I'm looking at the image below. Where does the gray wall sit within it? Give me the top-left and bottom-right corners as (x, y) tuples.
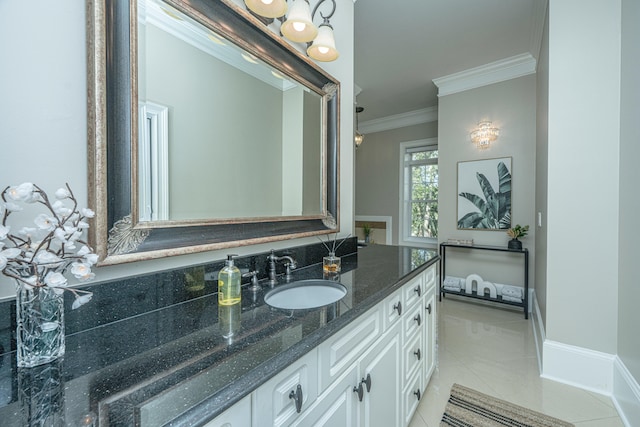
(618, 0), (640, 387)
(535, 8), (549, 329)
(354, 122), (437, 244)
(438, 76), (537, 288)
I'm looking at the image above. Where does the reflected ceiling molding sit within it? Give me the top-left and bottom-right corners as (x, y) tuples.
(359, 106), (438, 135)
(143, 0), (297, 91)
(433, 53), (536, 98)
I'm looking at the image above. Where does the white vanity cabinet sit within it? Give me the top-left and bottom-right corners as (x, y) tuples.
(202, 395), (251, 427)
(209, 263), (437, 427)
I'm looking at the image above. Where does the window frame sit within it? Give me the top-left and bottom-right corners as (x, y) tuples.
(398, 138), (438, 248)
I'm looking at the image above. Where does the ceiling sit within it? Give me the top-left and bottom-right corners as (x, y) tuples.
(354, 0), (546, 123)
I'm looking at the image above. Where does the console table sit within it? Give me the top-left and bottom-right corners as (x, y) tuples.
(439, 243), (528, 319)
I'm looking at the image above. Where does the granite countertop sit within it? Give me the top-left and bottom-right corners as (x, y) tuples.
(0, 244), (438, 426)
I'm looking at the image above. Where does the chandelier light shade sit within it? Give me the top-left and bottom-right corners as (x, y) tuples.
(245, 0), (288, 19)
(355, 106), (364, 148)
(307, 23), (339, 61)
(281, 0), (317, 43)
(245, 0), (339, 62)
(470, 121), (499, 149)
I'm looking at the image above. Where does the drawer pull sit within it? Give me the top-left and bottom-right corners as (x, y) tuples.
(289, 384), (303, 413)
(393, 301), (402, 316)
(363, 373), (372, 392)
(426, 303), (432, 314)
(414, 286), (421, 297)
(414, 389), (421, 400)
(414, 313), (421, 326)
(353, 382), (364, 402)
(414, 348), (421, 360)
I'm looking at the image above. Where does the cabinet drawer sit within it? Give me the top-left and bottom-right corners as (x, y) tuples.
(402, 369), (423, 426)
(403, 332), (423, 385)
(423, 265), (436, 292)
(203, 395), (251, 427)
(253, 349), (318, 427)
(318, 307), (382, 391)
(403, 275), (424, 311)
(382, 288), (404, 331)
(403, 302), (423, 344)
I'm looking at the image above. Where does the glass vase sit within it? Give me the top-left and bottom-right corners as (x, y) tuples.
(15, 282), (65, 368)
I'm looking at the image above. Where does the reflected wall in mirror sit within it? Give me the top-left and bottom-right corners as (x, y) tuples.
(87, 0), (340, 265)
(138, 0), (324, 221)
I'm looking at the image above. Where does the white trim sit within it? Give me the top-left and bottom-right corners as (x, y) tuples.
(432, 53), (537, 97)
(355, 215), (392, 244)
(139, 101), (170, 221)
(529, 0), (548, 62)
(542, 340), (616, 395)
(398, 139), (438, 248)
(359, 106), (438, 135)
(613, 357), (640, 427)
(531, 291), (545, 375)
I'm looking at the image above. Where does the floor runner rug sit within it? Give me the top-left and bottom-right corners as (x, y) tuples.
(440, 383), (574, 427)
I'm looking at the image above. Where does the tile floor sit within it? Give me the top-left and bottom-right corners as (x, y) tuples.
(410, 297), (625, 427)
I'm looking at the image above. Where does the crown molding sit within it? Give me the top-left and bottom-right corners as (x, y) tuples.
(529, 0), (548, 61)
(433, 53), (536, 97)
(359, 106), (438, 134)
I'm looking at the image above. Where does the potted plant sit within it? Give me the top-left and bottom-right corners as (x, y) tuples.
(506, 224), (529, 250)
(362, 223), (372, 243)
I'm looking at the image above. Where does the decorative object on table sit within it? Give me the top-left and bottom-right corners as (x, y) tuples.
(1, 183), (97, 367)
(318, 233), (350, 274)
(441, 383), (575, 427)
(362, 223), (372, 243)
(506, 224), (529, 250)
(446, 238), (474, 246)
(457, 157), (512, 230)
(477, 280), (497, 299)
(464, 274), (484, 295)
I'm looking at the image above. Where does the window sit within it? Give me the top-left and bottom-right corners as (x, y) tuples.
(399, 139), (438, 246)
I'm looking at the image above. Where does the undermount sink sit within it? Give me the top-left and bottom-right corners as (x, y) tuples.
(264, 279), (347, 310)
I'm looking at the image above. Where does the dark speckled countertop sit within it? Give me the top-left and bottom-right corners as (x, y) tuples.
(0, 243), (438, 426)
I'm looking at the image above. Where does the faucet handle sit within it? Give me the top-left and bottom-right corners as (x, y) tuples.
(243, 270), (261, 291)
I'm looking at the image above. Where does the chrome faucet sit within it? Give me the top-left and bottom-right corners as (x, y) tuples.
(267, 250), (297, 287)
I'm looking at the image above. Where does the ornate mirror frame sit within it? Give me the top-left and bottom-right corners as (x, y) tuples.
(87, 0), (340, 265)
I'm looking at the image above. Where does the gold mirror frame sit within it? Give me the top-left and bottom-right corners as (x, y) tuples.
(87, 0), (340, 265)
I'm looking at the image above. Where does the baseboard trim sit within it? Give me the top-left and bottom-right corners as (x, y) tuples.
(530, 291), (545, 374)
(613, 357), (640, 427)
(542, 340), (615, 395)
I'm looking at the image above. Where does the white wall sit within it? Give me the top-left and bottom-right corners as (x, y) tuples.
(0, 1), (354, 300)
(438, 75), (537, 288)
(545, 0), (620, 354)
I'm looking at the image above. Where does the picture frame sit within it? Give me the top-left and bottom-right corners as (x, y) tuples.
(457, 157), (512, 230)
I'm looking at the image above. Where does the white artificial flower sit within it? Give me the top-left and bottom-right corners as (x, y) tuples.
(20, 275), (38, 290)
(34, 251), (62, 265)
(44, 271), (68, 291)
(6, 183), (34, 202)
(81, 208), (95, 218)
(55, 187), (71, 199)
(18, 227), (38, 239)
(0, 255), (6, 270)
(77, 245), (91, 256)
(71, 262), (95, 281)
(72, 292), (93, 309)
(84, 253), (99, 265)
(0, 225), (9, 240)
(51, 200), (72, 216)
(1, 248), (22, 259)
(76, 220), (89, 230)
(34, 214), (57, 231)
(5, 202), (22, 212)
(53, 227), (68, 243)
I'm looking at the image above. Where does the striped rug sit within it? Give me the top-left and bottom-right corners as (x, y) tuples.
(441, 384), (574, 427)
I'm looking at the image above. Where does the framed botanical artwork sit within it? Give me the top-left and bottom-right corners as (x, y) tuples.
(457, 157), (512, 230)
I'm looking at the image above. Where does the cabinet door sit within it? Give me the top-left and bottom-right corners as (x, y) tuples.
(203, 395), (251, 427)
(291, 364), (359, 427)
(382, 289), (404, 331)
(359, 322), (402, 427)
(253, 349), (318, 427)
(403, 275), (423, 311)
(423, 285), (437, 383)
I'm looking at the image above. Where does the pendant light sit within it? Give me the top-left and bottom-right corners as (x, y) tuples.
(307, 21), (339, 61)
(355, 106), (364, 148)
(245, 0), (288, 19)
(281, 0), (317, 43)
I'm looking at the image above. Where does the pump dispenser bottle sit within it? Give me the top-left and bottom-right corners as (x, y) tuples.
(218, 255), (241, 305)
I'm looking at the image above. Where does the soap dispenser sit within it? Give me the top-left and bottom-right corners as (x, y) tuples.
(218, 255), (241, 305)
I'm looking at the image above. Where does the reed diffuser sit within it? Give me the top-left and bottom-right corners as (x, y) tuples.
(318, 234), (350, 274)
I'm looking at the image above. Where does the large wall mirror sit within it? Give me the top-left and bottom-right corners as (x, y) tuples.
(87, 0), (340, 265)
